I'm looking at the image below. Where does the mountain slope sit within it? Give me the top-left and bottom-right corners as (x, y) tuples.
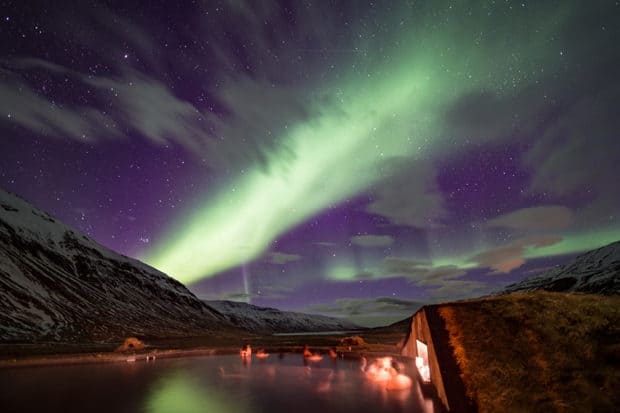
(502, 240), (620, 295)
(205, 300), (360, 333)
(0, 189), (230, 343)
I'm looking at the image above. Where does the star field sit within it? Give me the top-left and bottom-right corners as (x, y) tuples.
(1, 0), (619, 326)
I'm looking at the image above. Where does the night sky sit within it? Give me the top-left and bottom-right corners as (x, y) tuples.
(1, 1), (619, 326)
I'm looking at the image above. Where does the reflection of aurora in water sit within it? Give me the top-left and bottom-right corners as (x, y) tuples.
(145, 354), (443, 413)
(0, 354), (442, 413)
(146, 371), (250, 413)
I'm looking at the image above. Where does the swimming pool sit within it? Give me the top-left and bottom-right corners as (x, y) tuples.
(0, 353), (444, 413)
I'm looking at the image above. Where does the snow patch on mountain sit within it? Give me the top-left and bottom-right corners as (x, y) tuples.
(0, 189), (228, 343)
(205, 300), (360, 333)
(502, 240), (620, 295)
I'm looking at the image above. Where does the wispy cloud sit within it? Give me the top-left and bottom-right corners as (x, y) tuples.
(428, 280), (490, 301)
(470, 236), (562, 273)
(486, 206), (573, 230)
(267, 252), (302, 265)
(350, 234), (394, 247)
(365, 160), (446, 228)
(308, 296), (426, 327)
(1, 59), (214, 155)
(382, 257), (467, 285)
(0, 74), (121, 142)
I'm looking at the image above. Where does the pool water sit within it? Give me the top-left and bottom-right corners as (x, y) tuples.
(0, 353), (444, 413)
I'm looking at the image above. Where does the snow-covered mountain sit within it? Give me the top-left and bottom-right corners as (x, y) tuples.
(0, 189), (231, 343)
(502, 240), (620, 295)
(205, 300), (360, 333)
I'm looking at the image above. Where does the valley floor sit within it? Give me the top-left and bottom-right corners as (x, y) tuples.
(0, 322), (408, 368)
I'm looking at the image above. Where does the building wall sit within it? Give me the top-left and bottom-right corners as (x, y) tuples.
(402, 308), (450, 411)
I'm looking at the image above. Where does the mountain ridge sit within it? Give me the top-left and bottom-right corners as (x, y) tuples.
(502, 240), (620, 295)
(0, 189), (230, 343)
(205, 299), (361, 333)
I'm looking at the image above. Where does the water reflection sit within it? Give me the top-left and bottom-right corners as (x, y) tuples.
(147, 372), (250, 413)
(0, 354), (444, 413)
(361, 356), (413, 390)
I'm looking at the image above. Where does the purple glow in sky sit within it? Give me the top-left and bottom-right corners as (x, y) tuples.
(1, 0), (619, 325)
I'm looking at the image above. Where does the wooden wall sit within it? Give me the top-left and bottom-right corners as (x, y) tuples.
(402, 308), (450, 411)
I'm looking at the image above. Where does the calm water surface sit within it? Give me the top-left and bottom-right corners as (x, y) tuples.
(0, 354), (443, 413)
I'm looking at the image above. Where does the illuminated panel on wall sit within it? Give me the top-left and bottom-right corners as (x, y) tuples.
(416, 339), (431, 383)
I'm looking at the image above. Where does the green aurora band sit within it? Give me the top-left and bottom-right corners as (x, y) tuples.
(142, 2), (590, 284)
(323, 229), (620, 283)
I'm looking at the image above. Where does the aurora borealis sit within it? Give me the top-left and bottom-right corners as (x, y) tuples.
(1, 1), (619, 325)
